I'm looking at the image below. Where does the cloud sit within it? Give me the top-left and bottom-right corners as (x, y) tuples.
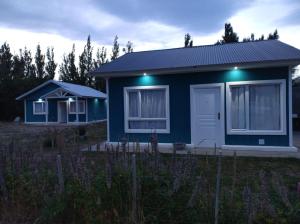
(227, 0), (300, 49)
(0, 0), (251, 42)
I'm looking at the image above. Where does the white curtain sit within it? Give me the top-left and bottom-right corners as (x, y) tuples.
(141, 89), (166, 118)
(128, 91), (139, 117)
(128, 89), (166, 129)
(34, 102), (45, 113)
(231, 86), (246, 129)
(249, 84), (280, 130)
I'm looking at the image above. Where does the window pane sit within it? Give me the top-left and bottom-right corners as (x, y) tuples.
(79, 101), (85, 113)
(128, 91), (139, 117)
(70, 102), (76, 113)
(128, 120), (166, 129)
(249, 84), (280, 130)
(231, 86), (246, 129)
(141, 89), (166, 118)
(34, 102), (45, 113)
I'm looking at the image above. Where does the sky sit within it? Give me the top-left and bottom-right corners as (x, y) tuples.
(0, 0), (300, 76)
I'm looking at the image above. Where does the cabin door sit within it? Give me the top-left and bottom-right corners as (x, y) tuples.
(58, 101), (68, 123)
(191, 84), (224, 148)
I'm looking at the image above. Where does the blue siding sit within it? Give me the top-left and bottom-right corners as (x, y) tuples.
(68, 113), (86, 122)
(48, 99), (58, 122)
(26, 100), (46, 122)
(88, 98), (107, 121)
(109, 67), (290, 146)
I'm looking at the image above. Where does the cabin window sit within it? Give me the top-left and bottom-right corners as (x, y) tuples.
(69, 100), (85, 114)
(226, 79), (286, 135)
(33, 101), (46, 114)
(124, 86), (170, 133)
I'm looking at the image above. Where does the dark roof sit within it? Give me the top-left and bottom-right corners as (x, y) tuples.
(16, 80), (107, 100)
(92, 40), (300, 77)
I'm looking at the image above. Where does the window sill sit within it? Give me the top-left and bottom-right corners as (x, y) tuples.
(125, 129), (170, 134)
(227, 129), (286, 135)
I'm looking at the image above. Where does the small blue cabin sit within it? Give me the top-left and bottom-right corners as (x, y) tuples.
(91, 40), (300, 151)
(16, 80), (107, 124)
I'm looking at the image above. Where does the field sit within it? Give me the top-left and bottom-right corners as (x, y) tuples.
(0, 122), (300, 223)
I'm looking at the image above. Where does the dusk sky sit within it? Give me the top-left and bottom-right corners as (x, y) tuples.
(0, 0), (300, 66)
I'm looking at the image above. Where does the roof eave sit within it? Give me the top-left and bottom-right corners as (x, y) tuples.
(91, 59), (300, 78)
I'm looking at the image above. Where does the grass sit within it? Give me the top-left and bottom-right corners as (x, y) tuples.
(1, 142), (300, 223)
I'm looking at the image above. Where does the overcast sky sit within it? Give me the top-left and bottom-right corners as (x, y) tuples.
(0, 0), (300, 67)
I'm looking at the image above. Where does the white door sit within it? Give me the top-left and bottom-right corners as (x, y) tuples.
(58, 101), (67, 123)
(191, 86), (222, 148)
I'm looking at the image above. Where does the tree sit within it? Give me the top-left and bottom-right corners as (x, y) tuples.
(94, 47), (108, 69)
(0, 42), (13, 81)
(111, 35), (119, 61)
(45, 47), (57, 80)
(23, 47), (36, 78)
(35, 44), (45, 79)
(123, 41), (133, 53)
(59, 44), (79, 83)
(184, 33), (193, 47)
(268, 29), (279, 40)
(220, 23), (239, 44)
(11, 50), (25, 80)
(79, 35), (94, 87)
(258, 34), (265, 40)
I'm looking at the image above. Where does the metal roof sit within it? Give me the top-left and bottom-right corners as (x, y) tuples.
(91, 40), (300, 77)
(16, 80), (107, 100)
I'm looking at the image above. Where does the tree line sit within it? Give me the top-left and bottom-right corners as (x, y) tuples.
(184, 23), (279, 47)
(0, 35), (132, 121)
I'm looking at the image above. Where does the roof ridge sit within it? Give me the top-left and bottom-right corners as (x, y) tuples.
(125, 39), (279, 55)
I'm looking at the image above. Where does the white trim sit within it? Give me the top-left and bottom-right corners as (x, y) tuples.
(190, 83), (225, 147)
(33, 101), (46, 115)
(45, 98), (48, 124)
(24, 100), (27, 123)
(57, 100), (68, 123)
(221, 145), (297, 152)
(226, 79), (287, 135)
(69, 100), (85, 114)
(86, 98), (88, 123)
(123, 85), (170, 134)
(106, 141), (297, 152)
(106, 78), (110, 142)
(40, 87), (75, 99)
(289, 67), (293, 146)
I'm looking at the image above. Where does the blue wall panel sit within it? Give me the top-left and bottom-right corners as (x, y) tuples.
(109, 67), (290, 146)
(88, 98), (107, 122)
(26, 100), (46, 122)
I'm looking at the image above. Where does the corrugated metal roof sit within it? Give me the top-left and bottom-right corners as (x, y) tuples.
(16, 80), (106, 100)
(92, 40), (300, 76)
(54, 81), (107, 98)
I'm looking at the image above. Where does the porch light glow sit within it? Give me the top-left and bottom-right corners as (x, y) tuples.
(143, 72), (147, 76)
(38, 98), (43, 102)
(68, 97), (74, 102)
(234, 66), (238, 70)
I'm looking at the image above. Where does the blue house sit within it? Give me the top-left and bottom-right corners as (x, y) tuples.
(91, 40), (300, 151)
(16, 80), (107, 124)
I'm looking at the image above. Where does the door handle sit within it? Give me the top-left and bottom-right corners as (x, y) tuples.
(217, 112), (220, 120)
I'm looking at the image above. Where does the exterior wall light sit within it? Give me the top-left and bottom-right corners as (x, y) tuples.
(234, 66), (238, 70)
(143, 73), (147, 76)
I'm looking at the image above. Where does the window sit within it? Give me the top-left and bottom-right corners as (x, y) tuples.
(226, 80), (286, 135)
(124, 86), (170, 133)
(33, 101), (46, 114)
(69, 100), (85, 114)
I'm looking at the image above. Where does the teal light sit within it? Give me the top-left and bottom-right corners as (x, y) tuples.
(139, 74), (154, 85)
(226, 67), (246, 81)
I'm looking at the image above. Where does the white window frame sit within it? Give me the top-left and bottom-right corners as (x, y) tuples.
(124, 85), (170, 133)
(69, 100), (86, 114)
(226, 79), (286, 135)
(33, 101), (46, 115)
